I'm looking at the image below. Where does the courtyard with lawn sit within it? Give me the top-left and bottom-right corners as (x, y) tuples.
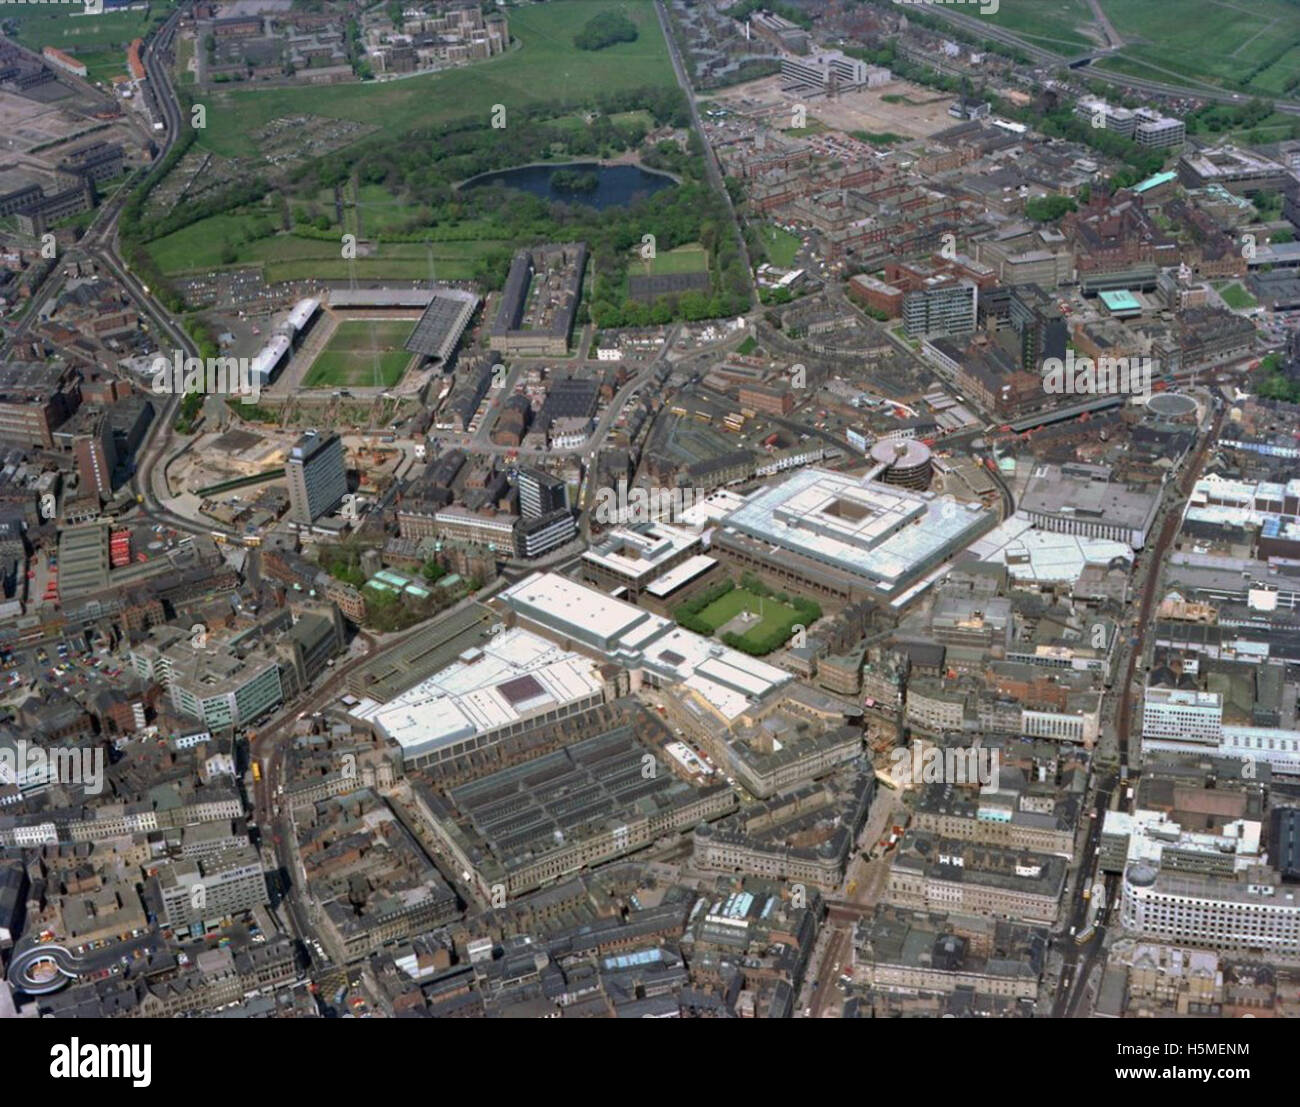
(675, 576), (821, 656)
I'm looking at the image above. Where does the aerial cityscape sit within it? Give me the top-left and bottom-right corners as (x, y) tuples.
(0, 0), (1296, 1051)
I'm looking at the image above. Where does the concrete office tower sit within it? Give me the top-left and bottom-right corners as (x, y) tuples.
(73, 413), (118, 503)
(517, 467), (568, 520)
(286, 429), (347, 524)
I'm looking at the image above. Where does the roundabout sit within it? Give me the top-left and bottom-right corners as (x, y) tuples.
(7, 939), (83, 995)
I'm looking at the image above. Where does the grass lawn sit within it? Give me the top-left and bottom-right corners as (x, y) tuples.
(1219, 283), (1258, 310)
(610, 109), (654, 128)
(0, 3), (169, 57)
(852, 130), (905, 146)
(693, 587), (804, 654)
(644, 243), (708, 276)
(145, 211), (277, 272)
(262, 239), (508, 282)
(148, 216), (507, 281)
(759, 224), (801, 269)
(736, 335), (757, 356)
(981, 0), (1096, 51)
(197, 0), (675, 159)
(76, 47), (129, 84)
(302, 320), (414, 388)
(783, 119), (827, 137)
(176, 32), (194, 85)
(1104, 0), (1300, 94)
(355, 184), (421, 237)
(982, 0), (1300, 97)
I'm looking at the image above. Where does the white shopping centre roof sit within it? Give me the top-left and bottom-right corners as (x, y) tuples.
(645, 554), (718, 598)
(970, 516), (1133, 583)
(499, 572), (791, 720)
(357, 627), (603, 759)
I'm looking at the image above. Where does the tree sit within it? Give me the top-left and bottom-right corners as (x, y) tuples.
(573, 11), (638, 51)
(1025, 194), (1077, 223)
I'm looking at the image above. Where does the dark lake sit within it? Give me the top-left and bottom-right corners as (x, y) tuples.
(460, 161), (676, 210)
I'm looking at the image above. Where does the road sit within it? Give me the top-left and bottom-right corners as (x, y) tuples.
(655, 0), (757, 309)
(4, 6), (188, 355)
(1114, 402), (1225, 765)
(7, 4), (205, 547)
(1084, 0), (1123, 50)
(241, 597), (501, 961)
(9, 930), (160, 996)
(468, 323), (683, 458)
(1049, 780), (1112, 1017)
(1048, 403), (1223, 1016)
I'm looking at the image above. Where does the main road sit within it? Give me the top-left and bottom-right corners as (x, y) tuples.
(654, 0), (758, 309)
(1050, 402), (1224, 1015)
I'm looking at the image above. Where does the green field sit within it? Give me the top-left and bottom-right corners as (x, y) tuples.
(783, 118), (828, 137)
(260, 239), (508, 283)
(147, 214), (509, 281)
(355, 184), (416, 237)
(759, 224), (801, 269)
(0, 2), (169, 76)
(146, 211), (276, 272)
(978, 0), (1096, 51)
(986, 0), (1300, 97)
(852, 130), (905, 147)
(303, 320), (414, 389)
(74, 47), (128, 84)
(610, 110), (654, 128)
(198, 0), (675, 159)
(1219, 283), (1258, 310)
(644, 243), (709, 276)
(693, 587), (804, 654)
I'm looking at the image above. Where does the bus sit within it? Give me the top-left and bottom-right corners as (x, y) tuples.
(1074, 924), (1096, 945)
(251, 761), (261, 784)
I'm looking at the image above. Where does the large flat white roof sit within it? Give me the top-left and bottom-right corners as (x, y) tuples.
(582, 523), (699, 582)
(970, 515), (1133, 583)
(362, 627), (603, 758)
(645, 554), (718, 598)
(504, 572), (653, 647)
(675, 488), (748, 529)
(721, 467), (990, 589)
(498, 572), (791, 714)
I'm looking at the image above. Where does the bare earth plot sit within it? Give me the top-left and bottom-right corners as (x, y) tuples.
(707, 75), (956, 141)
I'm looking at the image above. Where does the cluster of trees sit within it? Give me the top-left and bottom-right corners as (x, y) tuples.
(363, 573), (474, 632)
(172, 318), (221, 431)
(119, 102), (203, 316)
(1255, 354), (1300, 404)
(846, 42), (970, 96)
(1030, 106), (1167, 187)
(346, 18), (372, 80)
(1186, 96), (1275, 134)
(550, 168), (599, 193)
(1025, 194), (1077, 222)
(319, 543), (368, 587)
(728, 0), (811, 30)
(574, 10), (638, 51)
